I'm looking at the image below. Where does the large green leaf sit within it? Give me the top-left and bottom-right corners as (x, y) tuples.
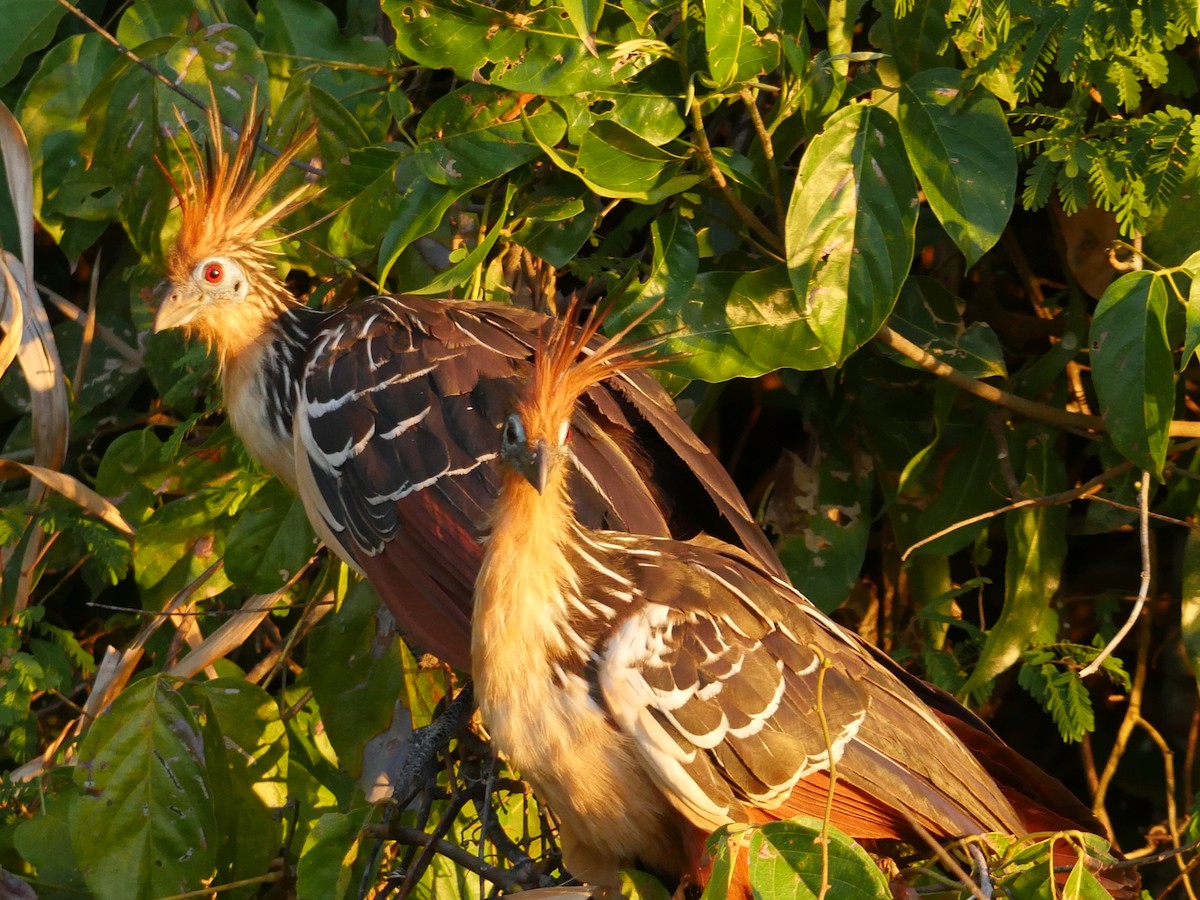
(704, 0), (743, 88)
(306, 580), (407, 780)
(224, 480), (317, 593)
(70, 676), (218, 900)
(961, 430), (1066, 696)
(386, 0), (642, 96)
(297, 806), (374, 900)
(189, 678), (288, 889)
(17, 34), (120, 257)
(629, 266), (836, 380)
(0, 0), (67, 88)
(785, 104), (917, 364)
(886, 276), (1007, 379)
(536, 119), (701, 202)
(1089, 270), (1174, 477)
(744, 819), (890, 899)
(868, 0), (953, 82)
(897, 69), (1016, 267)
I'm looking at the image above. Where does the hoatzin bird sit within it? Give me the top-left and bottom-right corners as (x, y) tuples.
(152, 104), (781, 673)
(474, 305), (1139, 898)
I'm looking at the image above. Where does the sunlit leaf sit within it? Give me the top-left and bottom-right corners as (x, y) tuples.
(70, 676), (218, 900)
(1089, 270), (1174, 477)
(785, 104), (917, 364)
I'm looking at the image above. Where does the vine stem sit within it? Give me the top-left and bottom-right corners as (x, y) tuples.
(1079, 472), (1151, 678)
(688, 103), (784, 254)
(874, 325), (1200, 439)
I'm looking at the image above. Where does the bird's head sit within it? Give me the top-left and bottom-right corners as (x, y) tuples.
(500, 298), (664, 494)
(155, 102), (317, 350)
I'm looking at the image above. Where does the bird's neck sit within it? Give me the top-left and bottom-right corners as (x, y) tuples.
(219, 295), (327, 486)
(473, 465), (579, 684)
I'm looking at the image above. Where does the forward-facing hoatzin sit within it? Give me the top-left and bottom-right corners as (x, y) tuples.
(152, 104), (781, 673)
(474, 304), (1138, 897)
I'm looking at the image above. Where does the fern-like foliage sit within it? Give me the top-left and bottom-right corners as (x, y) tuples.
(1018, 643), (1131, 742)
(946, 0), (1200, 235)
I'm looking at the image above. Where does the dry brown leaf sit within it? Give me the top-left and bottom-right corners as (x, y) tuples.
(0, 460), (134, 536)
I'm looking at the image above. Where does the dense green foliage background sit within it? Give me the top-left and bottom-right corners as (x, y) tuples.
(0, 0), (1198, 896)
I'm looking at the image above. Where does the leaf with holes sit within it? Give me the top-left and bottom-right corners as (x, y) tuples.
(786, 104), (917, 364)
(70, 676), (217, 900)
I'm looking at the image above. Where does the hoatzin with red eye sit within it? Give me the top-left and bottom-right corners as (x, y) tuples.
(474, 305), (1140, 898)
(152, 103), (781, 673)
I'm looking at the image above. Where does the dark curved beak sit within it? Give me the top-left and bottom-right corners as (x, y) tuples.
(518, 439), (552, 494)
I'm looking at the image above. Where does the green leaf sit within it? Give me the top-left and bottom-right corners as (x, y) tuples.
(1182, 250), (1200, 366)
(886, 276), (1008, 379)
(70, 676), (218, 900)
(743, 819), (890, 899)
(401, 181), (515, 294)
(386, 0), (641, 96)
(868, 0), (953, 82)
(307, 580), (407, 779)
(17, 34), (120, 256)
(224, 481), (317, 593)
(961, 430), (1066, 696)
(1089, 270), (1174, 477)
(551, 119), (696, 201)
(897, 69), (1017, 266)
(296, 807), (374, 900)
(612, 210), (699, 320)
(12, 784), (87, 893)
(704, 0), (743, 88)
(379, 85), (565, 280)
(558, 0), (602, 55)
(786, 103), (917, 364)
(189, 678), (288, 887)
(628, 266), (836, 380)
(1018, 661), (1095, 742)
(1062, 852), (1113, 899)
(0, 0), (67, 88)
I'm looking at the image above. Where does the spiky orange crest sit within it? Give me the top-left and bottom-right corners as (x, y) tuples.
(517, 298), (665, 444)
(163, 100), (318, 282)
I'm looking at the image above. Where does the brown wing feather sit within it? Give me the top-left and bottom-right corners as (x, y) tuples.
(295, 295), (775, 667)
(591, 533), (1027, 842)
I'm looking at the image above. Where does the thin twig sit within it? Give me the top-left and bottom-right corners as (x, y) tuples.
(898, 815), (988, 900)
(967, 844), (993, 898)
(1080, 473), (1151, 677)
(1092, 621), (1151, 839)
(901, 460), (1131, 561)
(875, 325), (1200, 438)
(688, 104), (784, 253)
(364, 824), (527, 893)
(1136, 715), (1196, 900)
(739, 88), (785, 225)
(811, 653), (836, 900)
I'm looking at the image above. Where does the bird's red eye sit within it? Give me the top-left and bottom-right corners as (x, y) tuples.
(203, 263), (223, 284)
